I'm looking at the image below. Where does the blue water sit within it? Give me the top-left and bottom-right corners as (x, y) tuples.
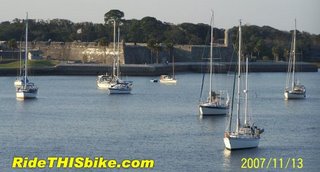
(0, 72), (319, 171)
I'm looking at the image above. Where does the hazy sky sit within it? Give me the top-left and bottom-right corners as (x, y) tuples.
(1, 0), (319, 34)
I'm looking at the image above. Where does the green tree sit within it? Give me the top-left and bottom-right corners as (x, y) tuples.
(141, 17), (168, 42)
(283, 48), (290, 61)
(164, 41), (174, 62)
(8, 39), (17, 49)
(296, 31), (312, 60)
(253, 39), (264, 60)
(164, 26), (186, 44)
(124, 19), (143, 44)
(272, 46), (280, 61)
(147, 39), (162, 63)
(104, 10), (125, 45)
(104, 9), (124, 24)
(179, 23), (214, 45)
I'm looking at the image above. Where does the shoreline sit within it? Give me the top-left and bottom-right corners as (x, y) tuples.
(0, 62), (317, 76)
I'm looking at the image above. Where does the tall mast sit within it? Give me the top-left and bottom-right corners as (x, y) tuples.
(236, 20), (242, 133)
(209, 11), (214, 102)
(112, 19), (116, 78)
(244, 57), (249, 125)
(117, 26), (120, 77)
(19, 41), (22, 76)
(24, 12), (29, 87)
(172, 54), (175, 79)
(291, 19), (297, 89)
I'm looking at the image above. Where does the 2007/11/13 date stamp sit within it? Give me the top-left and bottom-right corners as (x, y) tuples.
(241, 157), (303, 169)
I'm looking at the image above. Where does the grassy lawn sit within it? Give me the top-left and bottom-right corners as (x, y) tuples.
(0, 60), (60, 68)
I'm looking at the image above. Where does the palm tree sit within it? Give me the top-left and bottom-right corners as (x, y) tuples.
(272, 46), (280, 61)
(147, 39), (157, 63)
(164, 41), (174, 63)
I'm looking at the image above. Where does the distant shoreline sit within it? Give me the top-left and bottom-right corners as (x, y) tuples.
(0, 62), (317, 76)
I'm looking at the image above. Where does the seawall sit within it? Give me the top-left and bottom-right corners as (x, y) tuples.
(0, 62), (317, 76)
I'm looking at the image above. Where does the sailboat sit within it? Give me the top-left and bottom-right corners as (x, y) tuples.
(199, 12), (229, 116)
(16, 13), (38, 99)
(108, 26), (133, 94)
(224, 21), (264, 150)
(160, 55), (177, 84)
(97, 20), (119, 89)
(284, 19), (306, 99)
(108, 81), (133, 94)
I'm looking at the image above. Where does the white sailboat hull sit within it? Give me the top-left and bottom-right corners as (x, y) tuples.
(284, 91), (306, 99)
(97, 82), (113, 89)
(159, 75), (176, 84)
(224, 136), (259, 150)
(108, 83), (132, 94)
(199, 103), (228, 116)
(159, 79), (177, 84)
(16, 90), (38, 99)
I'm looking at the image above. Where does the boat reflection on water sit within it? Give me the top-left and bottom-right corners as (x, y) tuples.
(197, 114), (226, 129)
(223, 149), (231, 158)
(222, 149), (231, 169)
(223, 147), (265, 170)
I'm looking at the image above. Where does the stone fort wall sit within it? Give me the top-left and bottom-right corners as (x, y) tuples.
(13, 41), (233, 64)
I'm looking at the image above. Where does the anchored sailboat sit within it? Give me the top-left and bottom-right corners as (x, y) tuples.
(108, 81), (133, 94)
(16, 13), (38, 99)
(97, 19), (119, 89)
(284, 19), (306, 99)
(199, 12), (229, 116)
(160, 56), (177, 84)
(108, 26), (133, 94)
(224, 21), (264, 150)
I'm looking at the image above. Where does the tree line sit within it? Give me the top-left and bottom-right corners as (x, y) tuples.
(1, 9), (319, 61)
(229, 25), (320, 61)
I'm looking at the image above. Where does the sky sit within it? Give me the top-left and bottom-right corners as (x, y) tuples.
(0, 0), (319, 34)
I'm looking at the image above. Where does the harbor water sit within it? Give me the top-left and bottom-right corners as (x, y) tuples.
(0, 72), (319, 171)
